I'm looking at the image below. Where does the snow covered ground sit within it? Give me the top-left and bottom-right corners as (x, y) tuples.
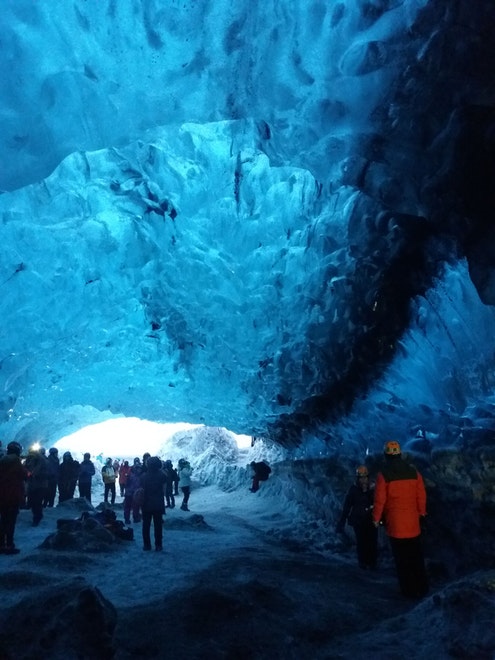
(2, 474), (495, 659)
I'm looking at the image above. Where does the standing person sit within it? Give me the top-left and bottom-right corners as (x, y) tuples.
(102, 458), (117, 505)
(249, 461), (271, 493)
(44, 447), (60, 507)
(123, 458), (143, 525)
(24, 448), (49, 527)
(162, 460), (176, 509)
(173, 465), (179, 496)
(118, 460), (132, 497)
(336, 465), (378, 570)
(372, 440), (429, 599)
(178, 458), (192, 511)
(58, 451), (80, 503)
(0, 441), (28, 554)
(78, 453), (96, 503)
(140, 456), (166, 551)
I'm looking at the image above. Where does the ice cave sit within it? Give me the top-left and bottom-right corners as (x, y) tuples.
(1, 1), (495, 658)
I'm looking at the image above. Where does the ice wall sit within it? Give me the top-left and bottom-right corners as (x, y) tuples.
(1, 1), (495, 452)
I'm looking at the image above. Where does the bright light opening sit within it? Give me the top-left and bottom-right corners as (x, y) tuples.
(55, 418), (253, 460)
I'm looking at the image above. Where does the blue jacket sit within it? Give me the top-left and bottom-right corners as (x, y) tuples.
(78, 459), (96, 484)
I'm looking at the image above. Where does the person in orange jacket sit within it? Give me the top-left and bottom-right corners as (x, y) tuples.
(373, 440), (428, 598)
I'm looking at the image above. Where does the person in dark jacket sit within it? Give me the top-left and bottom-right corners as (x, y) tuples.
(44, 447), (60, 507)
(373, 440), (428, 598)
(24, 448), (49, 526)
(336, 465), (378, 570)
(58, 451), (80, 503)
(140, 456), (166, 551)
(78, 453), (96, 503)
(163, 460), (176, 509)
(249, 461), (271, 492)
(123, 458), (143, 525)
(0, 441), (28, 553)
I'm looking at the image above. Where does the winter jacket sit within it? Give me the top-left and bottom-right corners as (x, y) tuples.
(59, 456), (80, 491)
(373, 456), (426, 539)
(78, 459), (96, 484)
(0, 453), (28, 507)
(124, 467), (142, 498)
(102, 465), (116, 484)
(252, 462), (271, 481)
(46, 454), (60, 480)
(178, 464), (192, 488)
(119, 464), (132, 486)
(25, 453), (49, 493)
(140, 457), (166, 513)
(338, 483), (375, 529)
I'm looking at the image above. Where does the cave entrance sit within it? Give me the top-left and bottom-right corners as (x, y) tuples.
(53, 416), (251, 461)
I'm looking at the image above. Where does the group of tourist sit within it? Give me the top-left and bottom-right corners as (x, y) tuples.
(0, 436), (430, 600)
(0, 441), (193, 554)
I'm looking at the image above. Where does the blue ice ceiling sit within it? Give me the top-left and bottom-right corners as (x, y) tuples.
(1, 1), (495, 452)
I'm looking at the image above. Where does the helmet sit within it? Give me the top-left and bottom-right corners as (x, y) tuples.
(384, 440), (401, 455)
(6, 441), (22, 456)
(49, 447), (59, 455)
(178, 458), (187, 467)
(356, 465), (369, 477)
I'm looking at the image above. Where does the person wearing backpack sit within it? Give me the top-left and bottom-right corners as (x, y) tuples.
(249, 461), (271, 492)
(101, 458), (116, 505)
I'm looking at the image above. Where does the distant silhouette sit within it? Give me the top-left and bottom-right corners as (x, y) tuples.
(78, 453), (96, 503)
(58, 452), (80, 503)
(336, 465), (377, 570)
(178, 458), (192, 511)
(249, 461), (271, 493)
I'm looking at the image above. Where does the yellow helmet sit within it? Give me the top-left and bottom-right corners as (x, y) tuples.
(384, 440), (401, 455)
(356, 465), (369, 477)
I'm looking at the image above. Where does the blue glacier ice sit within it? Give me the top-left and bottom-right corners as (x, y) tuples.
(1, 1), (495, 657)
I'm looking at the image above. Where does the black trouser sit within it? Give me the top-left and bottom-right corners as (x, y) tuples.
(29, 488), (45, 525)
(44, 478), (57, 507)
(59, 482), (76, 503)
(389, 535), (429, 598)
(142, 510), (163, 549)
(165, 485), (175, 508)
(181, 486), (190, 506)
(79, 481), (92, 503)
(0, 505), (19, 548)
(354, 522), (378, 568)
(104, 482), (116, 504)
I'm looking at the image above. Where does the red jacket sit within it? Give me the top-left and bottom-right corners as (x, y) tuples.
(373, 457), (426, 539)
(119, 464), (132, 485)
